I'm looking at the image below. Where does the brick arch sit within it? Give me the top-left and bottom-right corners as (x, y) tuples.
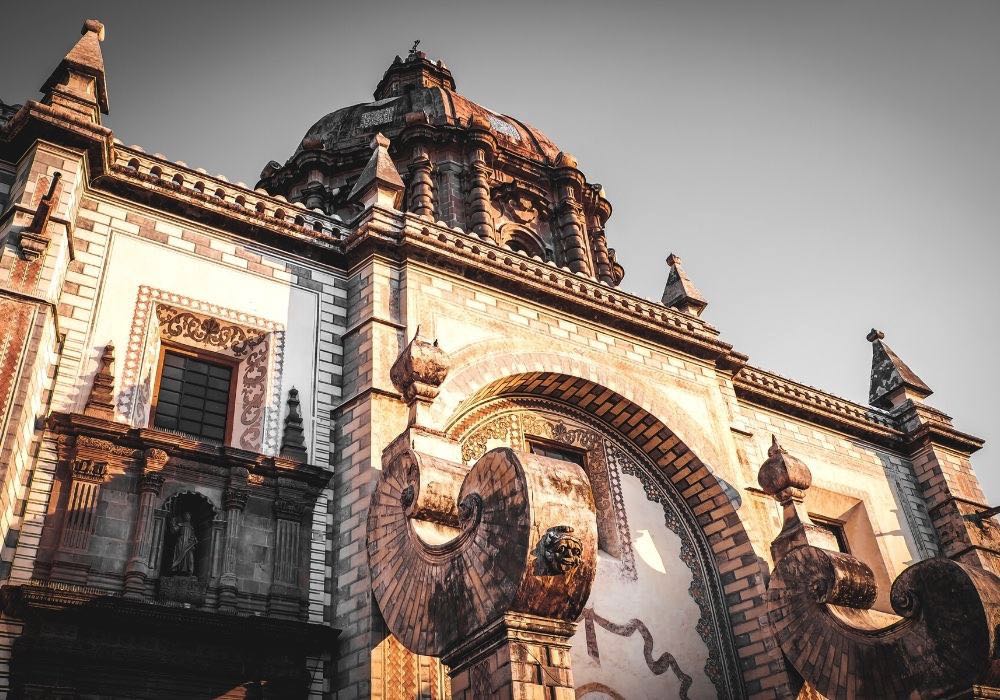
(430, 342), (730, 471)
(436, 352), (791, 698)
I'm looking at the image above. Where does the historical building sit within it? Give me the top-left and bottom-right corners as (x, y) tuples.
(1, 19), (998, 699)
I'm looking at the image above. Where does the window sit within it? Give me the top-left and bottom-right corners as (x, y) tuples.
(152, 348), (235, 442)
(810, 514), (850, 554)
(529, 440), (586, 468)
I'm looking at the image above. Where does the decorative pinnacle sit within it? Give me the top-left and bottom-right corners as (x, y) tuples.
(867, 328), (932, 409)
(83, 19), (106, 41)
(408, 39), (421, 59)
(372, 132), (391, 150)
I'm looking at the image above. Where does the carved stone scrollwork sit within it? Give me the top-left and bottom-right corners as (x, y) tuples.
(273, 498), (307, 522)
(761, 438), (1000, 698)
(143, 447), (169, 471)
(71, 459), (107, 482)
(223, 488), (249, 512)
(367, 445), (597, 657)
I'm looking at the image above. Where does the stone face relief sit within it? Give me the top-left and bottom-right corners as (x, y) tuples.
(535, 525), (585, 575)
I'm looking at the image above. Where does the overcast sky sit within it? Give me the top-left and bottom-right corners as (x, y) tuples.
(3, 1), (998, 500)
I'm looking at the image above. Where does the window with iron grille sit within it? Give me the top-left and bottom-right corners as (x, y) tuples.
(152, 350), (234, 442)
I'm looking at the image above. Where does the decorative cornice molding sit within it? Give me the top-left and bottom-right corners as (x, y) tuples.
(734, 365), (903, 445)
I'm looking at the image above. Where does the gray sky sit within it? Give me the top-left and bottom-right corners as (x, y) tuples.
(3, 1), (998, 500)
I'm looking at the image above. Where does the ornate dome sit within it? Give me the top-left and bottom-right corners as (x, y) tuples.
(293, 53), (561, 165)
(258, 49), (623, 286)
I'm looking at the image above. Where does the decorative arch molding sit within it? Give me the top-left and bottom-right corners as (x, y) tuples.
(428, 341), (732, 473)
(439, 364), (788, 697)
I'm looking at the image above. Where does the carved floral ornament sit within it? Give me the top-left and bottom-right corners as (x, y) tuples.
(155, 304), (266, 357)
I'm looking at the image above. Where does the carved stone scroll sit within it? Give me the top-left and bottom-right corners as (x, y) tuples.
(761, 438), (1000, 698)
(368, 443), (597, 696)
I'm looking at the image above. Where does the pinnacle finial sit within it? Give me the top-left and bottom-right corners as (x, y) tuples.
(40, 17), (110, 120)
(867, 329), (932, 409)
(408, 39), (421, 59)
(661, 252), (708, 317)
(83, 19), (105, 41)
(348, 133), (404, 209)
(280, 387), (308, 461)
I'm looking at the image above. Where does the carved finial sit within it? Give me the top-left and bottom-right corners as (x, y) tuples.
(83, 342), (117, 420)
(867, 329), (932, 410)
(408, 39), (421, 59)
(389, 329), (450, 407)
(758, 436), (827, 561)
(280, 387), (308, 461)
(40, 18), (110, 121)
(661, 252), (708, 317)
(347, 132), (404, 210)
(83, 19), (106, 41)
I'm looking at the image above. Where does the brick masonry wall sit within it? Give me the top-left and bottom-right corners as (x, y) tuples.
(0, 152), (348, 695)
(331, 256), (955, 698)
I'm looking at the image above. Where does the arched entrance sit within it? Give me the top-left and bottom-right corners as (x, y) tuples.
(451, 394), (741, 698)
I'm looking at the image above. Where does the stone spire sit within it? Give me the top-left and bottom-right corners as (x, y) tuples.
(347, 133), (405, 210)
(83, 342), (116, 420)
(280, 387), (308, 461)
(40, 19), (109, 124)
(661, 253), (707, 317)
(867, 329), (932, 410)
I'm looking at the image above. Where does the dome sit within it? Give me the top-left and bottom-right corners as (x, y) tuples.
(293, 51), (561, 164)
(257, 49), (622, 287)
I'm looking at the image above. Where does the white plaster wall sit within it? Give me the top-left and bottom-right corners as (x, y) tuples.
(573, 474), (715, 700)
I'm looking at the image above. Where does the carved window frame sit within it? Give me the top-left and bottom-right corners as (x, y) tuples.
(119, 286), (286, 454)
(149, 342), (240, 444)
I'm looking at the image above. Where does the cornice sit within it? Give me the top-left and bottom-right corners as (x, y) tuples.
(733, 365), (905, 447)
(45, 412), (331, 489)
(344, 208), (748, 370)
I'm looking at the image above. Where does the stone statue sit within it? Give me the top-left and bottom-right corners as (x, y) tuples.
(170, 512), (197, 576)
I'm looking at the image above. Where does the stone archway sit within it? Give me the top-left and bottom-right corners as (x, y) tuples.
(434, 362), (787, 698)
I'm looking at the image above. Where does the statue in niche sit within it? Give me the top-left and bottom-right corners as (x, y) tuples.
(170, 512), (198, 576)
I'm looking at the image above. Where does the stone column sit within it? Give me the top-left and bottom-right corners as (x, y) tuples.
(465, 116), (496, 240)
(407, 154), (436, 218)
(445, 613), (576, 700)
(51, 457), (108, 583)
(553, 153), (589, 275)
(218, 481), (249, 612)
(124, 448), (168, 597)
(267, 496), (306, 618)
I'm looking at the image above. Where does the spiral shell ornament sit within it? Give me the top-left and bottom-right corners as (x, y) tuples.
(367, 446), (597, 657)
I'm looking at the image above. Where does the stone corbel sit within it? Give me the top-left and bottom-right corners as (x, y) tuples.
(761, 437), (1000, 698)
(18, 172), (62, 261)
(367, 442), (597, 696)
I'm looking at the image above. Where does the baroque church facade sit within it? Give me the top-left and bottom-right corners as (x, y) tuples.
(0, 19), (998, 699)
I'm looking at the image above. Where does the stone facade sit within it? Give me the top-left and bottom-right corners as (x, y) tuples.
(0, 20), (998, 700)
